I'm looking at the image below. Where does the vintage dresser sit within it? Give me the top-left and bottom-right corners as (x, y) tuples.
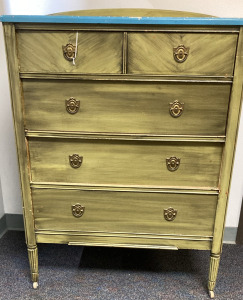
(1, 9), (243, 298)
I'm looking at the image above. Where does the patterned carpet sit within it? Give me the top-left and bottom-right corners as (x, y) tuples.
(0, 231), (242, 300)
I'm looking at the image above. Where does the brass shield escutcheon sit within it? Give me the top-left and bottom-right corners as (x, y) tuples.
(69, 154), (83, 168)
(169, 100), (184, 118)
(72, 204), (85, 218)
(166, 156), (180, 171)
(173, 45), (189, 63)
(164, 207), (177, 221)
(66, 97), (80, 114)
(63, 43), (76, 61)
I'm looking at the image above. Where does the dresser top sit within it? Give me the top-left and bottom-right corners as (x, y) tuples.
(1, 8), (243, 25)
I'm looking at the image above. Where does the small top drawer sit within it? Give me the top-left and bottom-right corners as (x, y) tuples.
(127, 33), (238, 76)
(16, 30), (123, 74)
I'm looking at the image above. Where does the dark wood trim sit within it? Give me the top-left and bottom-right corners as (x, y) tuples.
(0, 215), (7, 238)
(236, 198), (243, 244)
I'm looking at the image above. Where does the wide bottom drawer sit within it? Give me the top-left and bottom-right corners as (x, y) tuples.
(32, 188), (217, 237)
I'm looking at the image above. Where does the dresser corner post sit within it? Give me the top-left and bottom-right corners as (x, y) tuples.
(209, 26), (243, 297)
(3, 23), (38, 287)
(27, 245), (39, 289)
(208, 253), (221, 298)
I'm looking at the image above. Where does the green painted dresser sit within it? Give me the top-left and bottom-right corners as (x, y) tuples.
(1, 9), (243, 298)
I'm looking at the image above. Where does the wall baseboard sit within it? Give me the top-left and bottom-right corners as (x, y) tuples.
(0, 214), (238, 244)
(0, 214), (24, 238)
(223, 227), (237, 244)
(0, 214), (7, 239)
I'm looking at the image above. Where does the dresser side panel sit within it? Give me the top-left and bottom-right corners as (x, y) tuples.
(3, 23), (36, 246)
(212, 28), (243, 254)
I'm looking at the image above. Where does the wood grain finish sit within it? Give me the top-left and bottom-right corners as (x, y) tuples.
(22, 80), (231, 136)
(128, 33), (238, 76)
(32, 188), (217, 237)
(17, 31), (123, 73)
(28, 138), (223, 188)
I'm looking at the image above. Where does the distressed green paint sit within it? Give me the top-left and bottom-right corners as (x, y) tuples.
(22, 80), (231, 136)
(2, 8), (243, 296)
(17, 31), (123, 74)
(128, 32), (238, 76)
(28, 138), (223, 188)
(32, 188), (217, 237)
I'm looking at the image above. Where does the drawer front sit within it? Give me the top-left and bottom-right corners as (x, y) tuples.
(23, 80), (231, 136)
(29, 139), (223, 188)
(32, 188), (217, 237)
(128, 33), (238, 76)
(17, 31), (123, 73)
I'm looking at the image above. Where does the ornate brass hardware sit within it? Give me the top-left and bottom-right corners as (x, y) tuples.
(169, 100), (184, 118)
(164, 207), (177, 221)
(72, 204), (85, 218)
(66, 97), (80, 114)
(166, 156), (180, 171)
(69, 154), (83, 168)
(62, 43), (76, 61)
(173, 45), (189, 63)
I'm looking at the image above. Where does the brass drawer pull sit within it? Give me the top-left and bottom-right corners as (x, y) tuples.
(170, 100), (184, 118)
(164, 207), (177, 221)
(62, 43), (76, 61)
(72, 204), (85, 218)
(69, 154), (83, 168)
(66, 97), (80, 114)
(173, 45), (189, 63)
(166, 156), (180, 171)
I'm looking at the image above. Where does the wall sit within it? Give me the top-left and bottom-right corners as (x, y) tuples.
(2, 0), (243, 17)
(0, 179), (4, 219)
(0, 0), (5, 219)
(0, 0), (3, 220)
(0, 0), (22, 216)
(0, 0), (242, 227)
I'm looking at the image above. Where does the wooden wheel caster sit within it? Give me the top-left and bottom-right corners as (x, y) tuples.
(209, 290), (214, 298)
(33, 282), (38, 289)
